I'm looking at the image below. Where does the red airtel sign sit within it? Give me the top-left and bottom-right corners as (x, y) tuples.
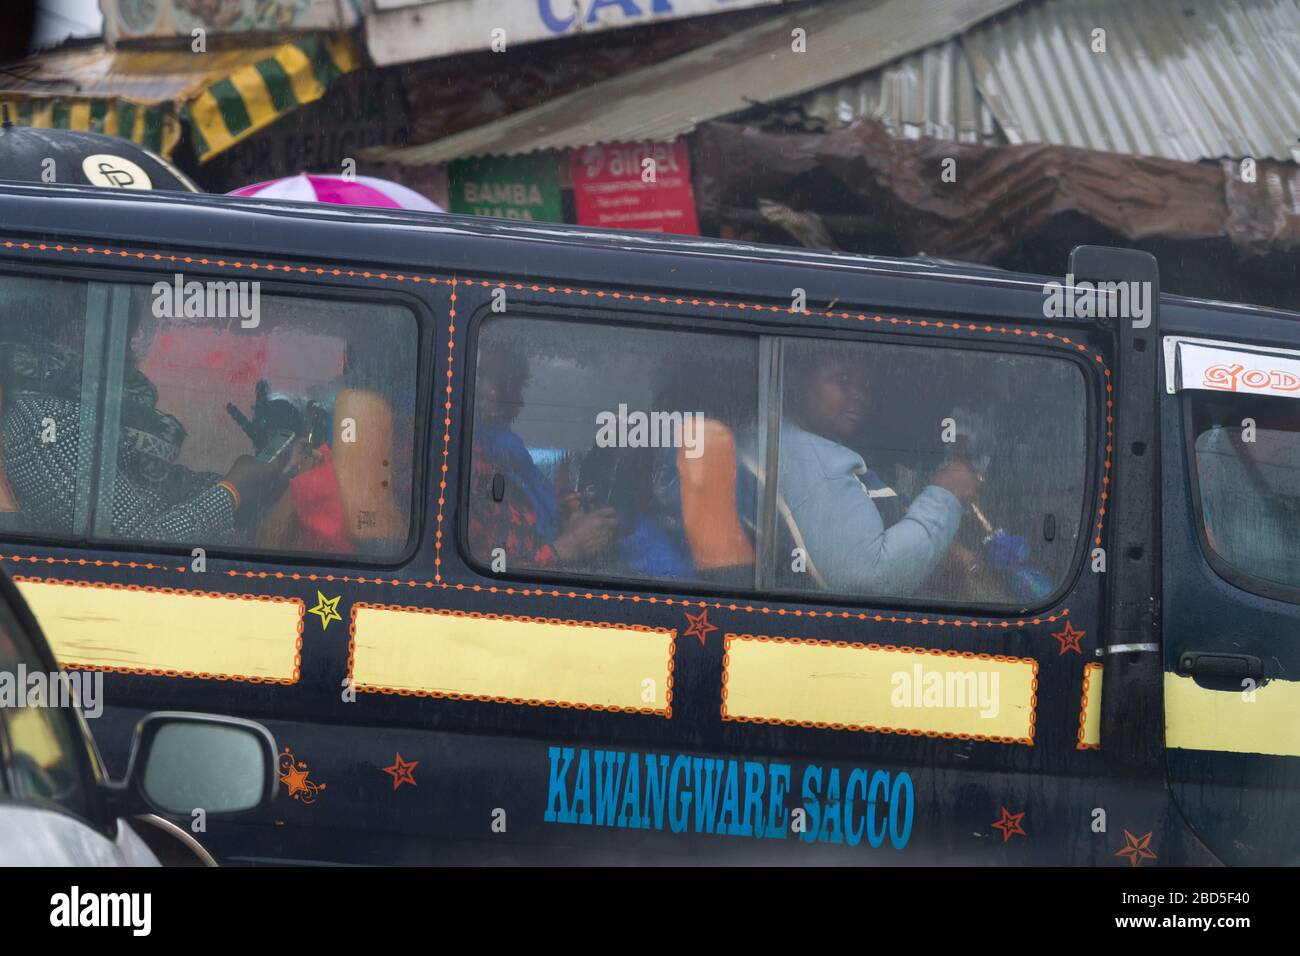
(570, 140), (700, 236)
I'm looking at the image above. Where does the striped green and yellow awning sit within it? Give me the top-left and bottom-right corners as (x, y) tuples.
(0, 34), (359, 163)
(183, 36), (359, 162)
(1, 97), (180, 156)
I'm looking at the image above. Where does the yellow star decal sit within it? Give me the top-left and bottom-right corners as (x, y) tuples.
(308, 591), (342, 630)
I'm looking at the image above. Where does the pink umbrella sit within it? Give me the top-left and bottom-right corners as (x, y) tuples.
(229, 173), (443, 212)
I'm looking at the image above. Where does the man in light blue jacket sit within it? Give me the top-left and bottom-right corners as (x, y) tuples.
(749, 343), (980, 598)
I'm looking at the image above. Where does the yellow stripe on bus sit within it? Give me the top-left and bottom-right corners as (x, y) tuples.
(1078, 662), (1102, 749)
(17, 579), (302, 684)
(1166, 671), (1300, 757)
(722, 634), (1037, 744)
(350, 605), (674, 715)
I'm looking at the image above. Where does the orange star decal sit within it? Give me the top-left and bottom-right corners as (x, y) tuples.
(1115, 829), (1158, 867)
(282, 763), (309, 797)
(383, 752), (419, 790)
(278, 747), (327, 804)
(1051, 620), (1085, 655)
(683, 609), (718, 647)
(991, 807), (1026, 843)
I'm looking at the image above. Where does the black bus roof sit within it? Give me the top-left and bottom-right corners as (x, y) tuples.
(1, 179), (1295, 329)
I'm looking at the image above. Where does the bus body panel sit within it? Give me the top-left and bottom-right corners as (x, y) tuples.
(0, 184), (1289, 865)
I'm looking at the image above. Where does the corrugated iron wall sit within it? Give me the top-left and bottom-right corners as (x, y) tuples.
(800, 40), (1005, 145)
(798, 0), (1300, 163)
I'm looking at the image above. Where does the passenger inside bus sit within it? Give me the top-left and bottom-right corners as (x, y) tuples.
(467, 319), (754, 582)
(468, 319), (1001, 593)
(0, 310), (301, 545)
(756, 341), (981, 597)
(0, 280), (416, 558)
(468, 341), (619, 570)
(123, 299), (414, 557)
(467, 316), (1080, 602)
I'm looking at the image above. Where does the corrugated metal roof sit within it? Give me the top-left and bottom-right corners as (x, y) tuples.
(961, 0), (1300, 162)
(799, 39), (1006, 144)
(366, 0), (1026, 166)
(794, 0), (1300, 162)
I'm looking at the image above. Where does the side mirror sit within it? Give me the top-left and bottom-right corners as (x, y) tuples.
(107, 712), (277, 818)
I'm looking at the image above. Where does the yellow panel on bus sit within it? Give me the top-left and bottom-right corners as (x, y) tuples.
(349, 604), (675, 715)
(1166, 671), (1300, 757)
(1078, 662), (1102, 749)
(17, 577), (303, 684)
(722, 633), (1037, 745)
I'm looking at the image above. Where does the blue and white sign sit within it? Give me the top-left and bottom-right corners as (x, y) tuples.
(367, 0), (784, 65)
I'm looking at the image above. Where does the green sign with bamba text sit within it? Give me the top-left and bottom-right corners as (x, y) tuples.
(449, 154), (563, 222)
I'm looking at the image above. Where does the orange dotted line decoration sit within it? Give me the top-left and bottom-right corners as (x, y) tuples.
(0, 237), (1110, 630)
(434, 278), (457, 583)
(719, 631), (1038, 746)
(0, 240), (444, 285)
(0, 553), (184, 572)
(346, 601), (675, 717)
(217, 565), (1069, 629)
(0, 546), (1074, 632)
(13, 574), (304, 685)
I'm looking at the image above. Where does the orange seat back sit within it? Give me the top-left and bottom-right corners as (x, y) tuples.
(676, 419), (754, 571)
(331, 388), (403, 542)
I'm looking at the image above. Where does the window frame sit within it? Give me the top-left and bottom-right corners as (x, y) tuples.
(0, 270), (113, 542)
(0, 260), (434, 569)
(459, 302), (767, 591)
(458, 297), (1100, 616)
(1181, 392), (1300, 607)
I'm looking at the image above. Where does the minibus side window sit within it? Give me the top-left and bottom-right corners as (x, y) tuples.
(768, 337), (1088, 608)
(466, 316), (761, 587)
(0, 275), (96, 539)
(90, 287), (420, 560)
(0, 271), (421, 562)
(1191, 392), (1300, 597)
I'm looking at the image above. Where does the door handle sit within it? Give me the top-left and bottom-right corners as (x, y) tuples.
(1177, 651), (1264, 682)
